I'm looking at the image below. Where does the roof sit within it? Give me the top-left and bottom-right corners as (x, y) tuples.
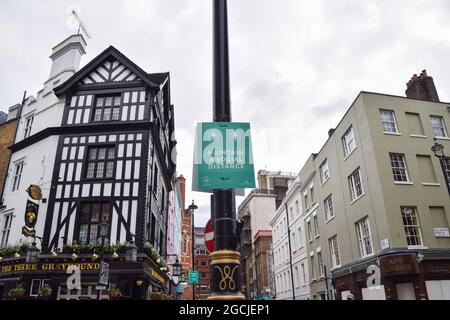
(54, 45), (169, 96)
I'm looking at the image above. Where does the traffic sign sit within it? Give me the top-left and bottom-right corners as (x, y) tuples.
(204, 219), (214, 254)
(98, 262), (110, 286)
(189, 270), (199, 285)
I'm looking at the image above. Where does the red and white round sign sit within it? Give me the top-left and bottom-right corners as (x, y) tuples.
(204, 219), (214, 254)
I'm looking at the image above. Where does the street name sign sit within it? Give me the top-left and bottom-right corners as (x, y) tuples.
(192, 122), (256, 192)
(189, 270), (199, 285)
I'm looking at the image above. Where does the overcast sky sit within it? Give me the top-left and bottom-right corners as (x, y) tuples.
(1, 0), (450, 227)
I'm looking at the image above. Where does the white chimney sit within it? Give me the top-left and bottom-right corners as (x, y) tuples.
(48, 34), (87, 80)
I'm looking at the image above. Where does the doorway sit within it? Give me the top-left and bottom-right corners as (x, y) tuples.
(396, 283), (416, 300)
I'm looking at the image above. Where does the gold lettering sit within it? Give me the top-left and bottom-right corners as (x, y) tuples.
(2, 265), (12, 273)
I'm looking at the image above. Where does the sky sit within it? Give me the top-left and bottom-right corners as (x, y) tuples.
(1, 0), (450, 227)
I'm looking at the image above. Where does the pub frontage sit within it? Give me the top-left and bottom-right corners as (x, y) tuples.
(332, 248), (450, 300)
(0, 243), (172, 300)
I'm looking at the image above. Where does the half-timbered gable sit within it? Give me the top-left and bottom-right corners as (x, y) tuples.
(42, 46), (175, 255)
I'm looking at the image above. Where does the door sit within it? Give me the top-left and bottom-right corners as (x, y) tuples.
(396, 283), (416, 300)
(426, 280), (450, 300)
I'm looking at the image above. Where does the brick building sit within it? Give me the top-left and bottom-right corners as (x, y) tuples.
(194, 227), (211, 300)
(0, 105), (20, 205)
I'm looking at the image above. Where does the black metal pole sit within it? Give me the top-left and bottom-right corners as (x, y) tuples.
(285, 203), (296, 300)
(209, 0), (244, 300)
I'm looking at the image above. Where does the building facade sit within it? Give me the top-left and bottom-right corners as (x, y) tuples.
(252, 230), (274, 299)
(194, 227), (211, 300)
(271, 176), (310, 300)
(0, 105), (20, 205)
(300, 71), (450, 300)
(0, 34), (177, 300)
(237, 170), (295, 299)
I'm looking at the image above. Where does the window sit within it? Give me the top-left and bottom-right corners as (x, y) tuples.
(295, 200), (300, 216)
(12, 161), (24, 192)
(310, 186), (315, 203)
(1, 214), (13, 248)
(182, 238), (187, 253)
(30, 279), (42, 297)
(23, 114), (34, 139)
(356, 217), (373, 258)
(307, 221), (313, 242)
(310, 255), (316, 280)
(85, 146), (115, 179)
(313, 215), (320, 238)
(401, 207), (423, 246)
(329, 236), (341, 268)
(342, 126), (356, 157)
(389, 153), (410, 182)
(380, 110), (398, 133)
(78, 202), (111, 245)
(304, 192), (309, 210)
(301, 263), (306, 285)
(93, 96), (121, 122)
(430, 116), (448, 138)
(291, 232), (296, 250)
(298, 227), (303, 248)
(324, 195), (334, 221)
(294, 266), (299, 288)
(349, 168), (364, 201)
(442, 158), (450, 189)
(320, 160), (330, 183)
(290, 207), (294, 221)
(317, 252), (324, 278)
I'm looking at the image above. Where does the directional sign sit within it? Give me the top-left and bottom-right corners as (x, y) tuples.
(189, 270), (199, 285)
(98, 262), (110, 286)
(204, 219), (214, 254)
(192, 122), (256, 192)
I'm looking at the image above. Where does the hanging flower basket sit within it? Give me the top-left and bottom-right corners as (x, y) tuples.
(107, 284), (122, 300)
(38, 285), (53, 300)
(8, 284), (26, 300)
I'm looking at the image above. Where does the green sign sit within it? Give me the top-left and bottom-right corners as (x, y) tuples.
(189, 270), (199, 284)
(192, 122), (256, 192)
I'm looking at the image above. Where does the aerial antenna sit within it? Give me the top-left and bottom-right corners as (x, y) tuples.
(66, 6), (91, 39)
(71, 10), (91, 39)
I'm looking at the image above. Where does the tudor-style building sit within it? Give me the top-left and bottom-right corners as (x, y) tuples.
(0, 34), (177, 300)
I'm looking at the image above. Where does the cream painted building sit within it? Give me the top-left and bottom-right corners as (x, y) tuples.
(271, 176), (310, 300)
(300, 71), (450, 300)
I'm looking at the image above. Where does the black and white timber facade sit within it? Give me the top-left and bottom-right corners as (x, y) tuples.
(0, 35), (177, 300)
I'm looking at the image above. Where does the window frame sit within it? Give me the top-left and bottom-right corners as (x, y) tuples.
(329, 236), (341, 269)
(0, 213), (14, 248)
(12, 161), (24, 192)
(349, 168), (364, 202)
(23, 113), (35, 139)
(84, 145), (117, 181)
(380, 109), (399, 134)
(92, 95), (122, 122)
(324, 195), (334, 221)
(355, 217), (374, 258)
(401, 206), (423, 247)
(76, 202), (112, 245)
(390, 153), (410, 183)
(430, 115), (448, 138)
(342, 126), (357, 158)
(320, 159), (330, 184)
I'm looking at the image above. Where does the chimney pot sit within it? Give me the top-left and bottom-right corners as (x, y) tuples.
(405, 69), (440, 102)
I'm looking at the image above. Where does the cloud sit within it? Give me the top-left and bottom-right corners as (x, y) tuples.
(2, 0), (450, 227)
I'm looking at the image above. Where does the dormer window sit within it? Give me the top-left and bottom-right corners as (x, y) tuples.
(93, 96), (121, 122)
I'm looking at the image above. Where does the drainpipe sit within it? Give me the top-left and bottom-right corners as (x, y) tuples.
(285, 203), (296, 300)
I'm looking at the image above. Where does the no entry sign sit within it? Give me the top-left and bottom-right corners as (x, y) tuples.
(204, 219), (214, 254)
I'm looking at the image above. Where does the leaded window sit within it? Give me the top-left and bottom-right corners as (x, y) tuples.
(93, 96), (121, 122)
(78, 202), (111, 245)
(85, 146), (115, 179)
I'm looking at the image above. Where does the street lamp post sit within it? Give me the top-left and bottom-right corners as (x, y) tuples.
(431, 139), (450, 196)
(208, 0), (245, 300)
(188, 200), (198, 300)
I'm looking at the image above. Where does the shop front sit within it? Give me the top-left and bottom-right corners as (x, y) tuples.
(0, 252), (170, 300)
(332, 249), (450, 300)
